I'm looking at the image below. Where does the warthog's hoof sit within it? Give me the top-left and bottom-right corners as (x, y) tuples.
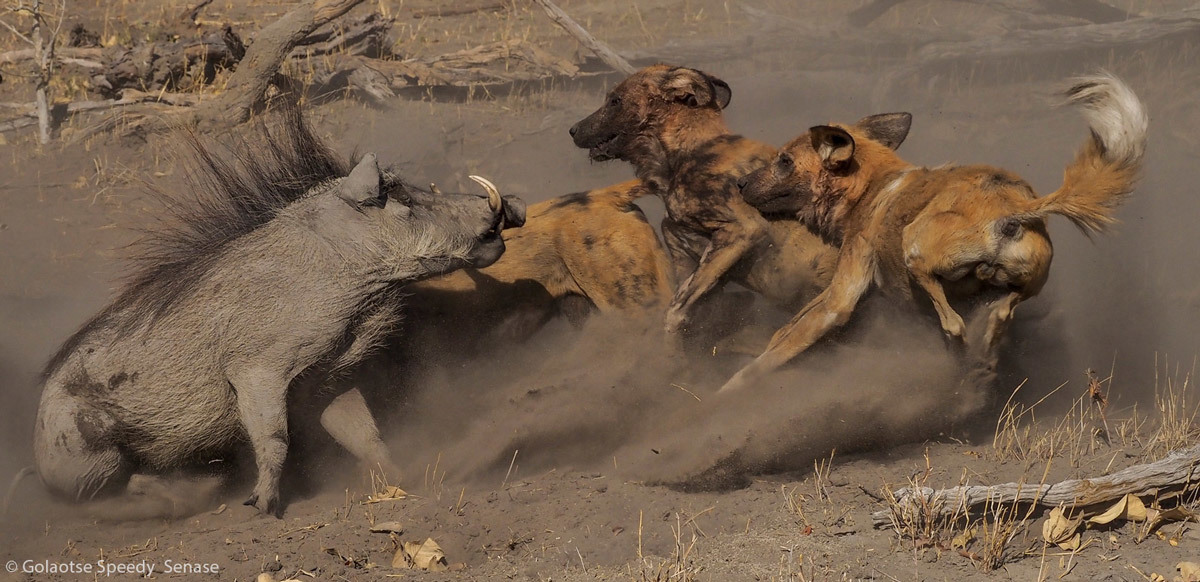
(243, 493), (283, 518)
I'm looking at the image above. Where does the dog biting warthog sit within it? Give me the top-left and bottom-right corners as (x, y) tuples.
(29, 108), (525, 518)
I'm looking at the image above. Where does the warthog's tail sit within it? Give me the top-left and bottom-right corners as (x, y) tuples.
(2, 466), (37, 519)
(79, 474), (225, 522)
(1020, 71), (1148, 234)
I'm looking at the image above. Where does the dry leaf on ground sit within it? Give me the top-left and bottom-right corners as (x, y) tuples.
(951, 527), (976, 550)
(392, 538), (448, 571)
(1178, 561), (1200, 582)
(369, 521), (404, 534)
(1042, 506), (1082, 550)
(1088, 494), (1148, 525)
(364, 485), (408, 504)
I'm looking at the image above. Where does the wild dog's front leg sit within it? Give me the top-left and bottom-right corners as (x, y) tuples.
(229, 366), (290, 517)
(664, 211), (767, 334)
(719, 238), (876, 393)
(661, 218), (704, 283)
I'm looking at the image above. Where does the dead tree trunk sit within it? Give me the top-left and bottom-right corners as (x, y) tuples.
(532, 0), (634, 75)
(872, 444), (1200, 528)
(201, 0), (365, 126)
(30, 0), (50, 144)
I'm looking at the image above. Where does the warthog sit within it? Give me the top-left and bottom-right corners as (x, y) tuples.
(32, 109), (525, 517)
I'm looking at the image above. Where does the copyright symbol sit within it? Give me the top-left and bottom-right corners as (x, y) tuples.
(5, 561), (16, 573)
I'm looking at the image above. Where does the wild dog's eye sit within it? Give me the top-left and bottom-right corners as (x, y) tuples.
(777, 153), (794, 168)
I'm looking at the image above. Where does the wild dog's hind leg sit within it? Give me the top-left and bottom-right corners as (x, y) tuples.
(904, 213), (983, 343)
(229, 366), (290, 517)
(973, 291), (1023, 370)
(719, 237), (876, 393)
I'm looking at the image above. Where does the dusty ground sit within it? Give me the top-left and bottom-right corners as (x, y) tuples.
(3, 0), (1200, 580)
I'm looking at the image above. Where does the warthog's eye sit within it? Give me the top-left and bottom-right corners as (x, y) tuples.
(608, 95), (621, 107)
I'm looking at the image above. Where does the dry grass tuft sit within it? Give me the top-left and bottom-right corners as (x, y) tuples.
(632, 510), (702, 582)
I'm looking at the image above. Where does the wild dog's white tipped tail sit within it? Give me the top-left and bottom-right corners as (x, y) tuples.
(1024, 72), (1148, 235)
(1064, 71), (1148, 167)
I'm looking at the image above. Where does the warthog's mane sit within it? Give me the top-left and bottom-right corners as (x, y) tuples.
(42, 106), (353, 379)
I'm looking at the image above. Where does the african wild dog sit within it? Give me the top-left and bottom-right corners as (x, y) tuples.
(722, 72), (1147, 392)
(570, 65), (842, 337)
(408, 179), (674, 345)
(32, 109), (525, 517)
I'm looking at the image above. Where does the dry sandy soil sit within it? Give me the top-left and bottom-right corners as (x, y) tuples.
(3, 0), (1200, 580)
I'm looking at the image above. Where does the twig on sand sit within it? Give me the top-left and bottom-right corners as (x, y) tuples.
(531, 0), (634, 75)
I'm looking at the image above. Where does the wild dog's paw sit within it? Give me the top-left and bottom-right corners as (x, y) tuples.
(664, 305), (689, 334)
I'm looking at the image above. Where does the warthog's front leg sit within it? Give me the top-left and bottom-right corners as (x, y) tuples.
(230, 367), (290, 517)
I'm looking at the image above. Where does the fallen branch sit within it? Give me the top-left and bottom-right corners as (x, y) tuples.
(0, 116), (36, 133)
(0, 46), (100, 65)
(532, 0), (633, 75)
(872, 444), (1200, 528)
(0, 89), (199, 133)
(409, 2), (506, 19)
(179, 0), (213, 24)
(290, 12), (392, 58)
(92, 26), (245, 98)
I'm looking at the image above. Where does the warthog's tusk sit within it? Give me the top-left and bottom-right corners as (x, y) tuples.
(469, 175), (501, 213)
(429, 182), (441, 195)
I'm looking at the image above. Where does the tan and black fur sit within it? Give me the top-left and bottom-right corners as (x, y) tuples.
(408, 179), (674, 342)
(570, 65), (839, 335)
(722, 72), (1147, 392)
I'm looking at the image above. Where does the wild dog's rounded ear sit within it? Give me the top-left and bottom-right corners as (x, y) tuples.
(709, 76), (732, 109)
(810, 126), (855, 171)
(663, 67), (722, 108)
(339, 152), (385, 206)
(856, 112), (912, 150)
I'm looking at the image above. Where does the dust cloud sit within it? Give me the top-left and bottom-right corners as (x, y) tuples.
(3, 9), (1199, 511)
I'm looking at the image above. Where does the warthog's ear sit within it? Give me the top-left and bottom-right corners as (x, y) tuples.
(810, 126), (855, 171)
(663, 67), (725, 109)
(856, 112), (912, 150)
(339, 153), (386, 207)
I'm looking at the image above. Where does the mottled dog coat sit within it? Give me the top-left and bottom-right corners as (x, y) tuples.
(723, 73), (1147, 392)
